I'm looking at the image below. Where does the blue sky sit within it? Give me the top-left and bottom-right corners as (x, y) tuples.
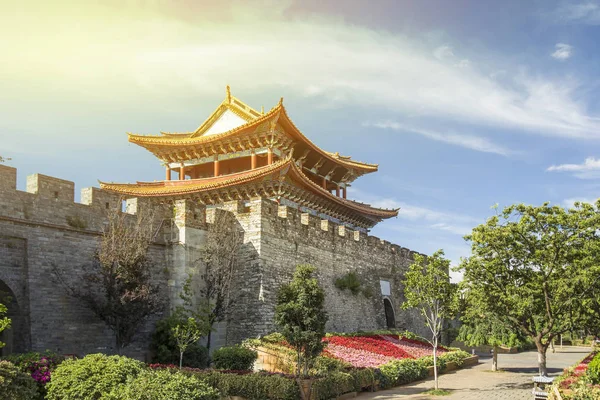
(3, 0), (600, 280)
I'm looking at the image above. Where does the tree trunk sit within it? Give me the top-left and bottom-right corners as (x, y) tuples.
(206, 330), (212, 351)
(180, 351), (184, 369)
(535, 339), (548, 376)
(433, 338), (439, 390)
(492, 345), (498, 371)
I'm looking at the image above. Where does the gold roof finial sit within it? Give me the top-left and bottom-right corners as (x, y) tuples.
(226, 85), (231, 103)
(261, 105), (264, 115)
(279, 97), (284, 106)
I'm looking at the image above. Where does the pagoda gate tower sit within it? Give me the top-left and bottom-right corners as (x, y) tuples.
(99, 87), (426, 347)
(102, 86), (398, 230)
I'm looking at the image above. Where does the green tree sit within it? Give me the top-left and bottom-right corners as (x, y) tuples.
(457, 291), (527, 371)
(402, 250), (456, 390)
(274, 264), (328, 378)
(172, 317), (207, 369)
(0, 156), (10, 163)
(460, 202), (600, 376)
(0, 303), (11, 348)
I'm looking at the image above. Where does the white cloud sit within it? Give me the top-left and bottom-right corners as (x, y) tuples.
(3, 2), (600, 140)
(366, 121), (514, 156)
(455, 59), (470, 68)
(547, 157), (600, 178)
(553, 1), (600, 24)
(348, 188), (481, 236)
(563, 196), (599, 208)
(551, 43), (573, 60)
(433, 45), (454, 60)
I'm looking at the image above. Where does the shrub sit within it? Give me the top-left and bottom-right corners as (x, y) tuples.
(416, 356), (447, 372)
(379, 359), (427, 387)
(46, 354), (144, 400)
(195, 370), (300, 400)
(150, 315), (209, 368)
(348, 368), (377, 391)
(2, 351), (66, 399)
(310, 356), (350, 376)
(108, 368), (219, 400)
(440, 350), (471, 367)
(587, 352), (600, 384)
(0, 360), (39, 400)
(312, 371), (355, 400)
(212, 345), (258, 371)
(334, 272), (361, 295)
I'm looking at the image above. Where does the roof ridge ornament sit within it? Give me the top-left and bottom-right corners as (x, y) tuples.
(226, 85), (232, 104)
(279, 97), (284, 106)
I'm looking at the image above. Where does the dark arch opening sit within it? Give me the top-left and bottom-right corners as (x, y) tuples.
(0, 281), (25, 356)
(383, 298), (396, 329)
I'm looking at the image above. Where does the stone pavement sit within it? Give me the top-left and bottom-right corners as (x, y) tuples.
(357, 346), (592, 400)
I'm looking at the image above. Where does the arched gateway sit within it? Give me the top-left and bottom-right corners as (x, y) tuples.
(383, 298), (396, 329)
(0, 280), (26, 356)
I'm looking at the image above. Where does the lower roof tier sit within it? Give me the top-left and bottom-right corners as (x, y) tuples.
(100, 158), (398, 229)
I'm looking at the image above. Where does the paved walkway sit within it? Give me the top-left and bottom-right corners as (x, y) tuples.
(357, 346), (591, 400)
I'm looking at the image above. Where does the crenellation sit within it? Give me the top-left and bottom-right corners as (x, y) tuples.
(81, 187), (122, 210)
(277, 205), (289, 219)
(0, 164), (17, 190)
(26, 173), (75, 203)
(300, 212), (309, 225)
(367, 235), (380, 247)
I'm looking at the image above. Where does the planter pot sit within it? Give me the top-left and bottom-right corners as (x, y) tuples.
(297, 378), (315, 400)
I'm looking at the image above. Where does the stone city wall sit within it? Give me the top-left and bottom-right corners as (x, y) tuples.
(0, 164), (431, 358)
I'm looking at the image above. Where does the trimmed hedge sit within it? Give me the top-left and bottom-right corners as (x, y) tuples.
(312, 371), (355, 400)
(212, 345), (258, 371)
(194, 371), (299, 400)
(378, 359), (428, 388)
(0, 360), (39, 400)
(46, 354), (144, 400)
(108, 368), (219, 400)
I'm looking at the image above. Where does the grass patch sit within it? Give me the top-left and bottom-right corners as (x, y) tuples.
(424, 389), (452, 396)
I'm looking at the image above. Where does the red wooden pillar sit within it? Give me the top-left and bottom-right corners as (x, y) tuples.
(322, 177), (327, 190)
(165, 167), (171, 181)
(342, 187), (346, 199)
(179, 164), (185, 180)
(336, 185), (340, 197)
(251, 151), (257, 169)
(267, 148), (273, 165)
(214, 157), (220, 177)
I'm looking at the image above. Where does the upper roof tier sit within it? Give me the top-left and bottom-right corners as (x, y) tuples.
(100, 157), (398, 229)
(127, 87), (378, 183)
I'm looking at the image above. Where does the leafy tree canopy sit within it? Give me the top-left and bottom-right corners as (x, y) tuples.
(402, 250), (456, 389)
(274, 264), (328, 378)
(460, 202), (600, 375)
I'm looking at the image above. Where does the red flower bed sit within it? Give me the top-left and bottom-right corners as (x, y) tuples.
(325, 335), (415, 360)
(380, 335), (447, 358)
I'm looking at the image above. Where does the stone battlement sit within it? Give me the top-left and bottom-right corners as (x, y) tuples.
(0, 164), (423, 258)
(0, 165), (167, 232)
(258, 200), (422, 259)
